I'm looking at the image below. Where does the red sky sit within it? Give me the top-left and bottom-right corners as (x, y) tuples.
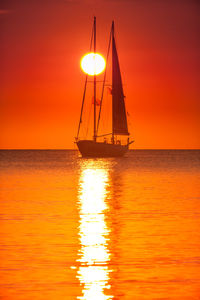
(1, 0), (199, 149)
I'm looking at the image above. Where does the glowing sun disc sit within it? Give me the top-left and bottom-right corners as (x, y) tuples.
(81, 53), (106, 76)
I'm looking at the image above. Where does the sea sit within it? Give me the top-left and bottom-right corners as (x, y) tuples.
(0, 149), (200, 300)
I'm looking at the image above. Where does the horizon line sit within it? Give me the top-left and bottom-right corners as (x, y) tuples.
(0, 148), (199, 151)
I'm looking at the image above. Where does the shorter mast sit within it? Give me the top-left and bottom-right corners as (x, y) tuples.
(112, 20), (129, 138)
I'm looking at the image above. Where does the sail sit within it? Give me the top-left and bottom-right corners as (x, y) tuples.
(112, 29), (129, 136)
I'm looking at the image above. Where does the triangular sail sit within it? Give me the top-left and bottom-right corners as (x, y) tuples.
(112, 25), (129, 136)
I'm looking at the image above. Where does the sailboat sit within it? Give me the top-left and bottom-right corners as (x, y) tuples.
(75, 17), (133, 157)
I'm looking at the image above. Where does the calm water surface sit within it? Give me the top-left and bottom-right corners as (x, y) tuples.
(0, 150), (200, 299)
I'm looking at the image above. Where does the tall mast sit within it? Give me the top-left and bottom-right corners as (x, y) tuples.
(93, 16), (97, 142)
(76, 19), (94, 141)
(111, 20), (114, 143)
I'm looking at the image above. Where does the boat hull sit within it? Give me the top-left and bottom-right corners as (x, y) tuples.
(76, 140), (128, 157)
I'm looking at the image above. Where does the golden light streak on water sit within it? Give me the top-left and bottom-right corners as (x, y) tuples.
(76, 160), (113, 300)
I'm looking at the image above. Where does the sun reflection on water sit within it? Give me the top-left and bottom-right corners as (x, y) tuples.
(76, 160), (113, 300)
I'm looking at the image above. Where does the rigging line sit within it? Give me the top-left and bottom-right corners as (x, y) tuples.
(85, 102), (93, 138)
(76, 21), (94, 140)
(96, 26), (112, 134)
(76, 76), (88, 139)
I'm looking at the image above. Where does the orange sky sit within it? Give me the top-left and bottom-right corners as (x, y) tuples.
(1, 0), (199, 149)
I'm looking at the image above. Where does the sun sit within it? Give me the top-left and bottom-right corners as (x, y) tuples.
(81, 52), (106, 76)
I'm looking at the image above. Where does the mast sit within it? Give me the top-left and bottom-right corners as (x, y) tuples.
(76, 19), (94, 141)
(93, 16), (97, 142)
(96, 26), (112, 135)
(112, 21), (114, 143)
(112, 20), (129, 138)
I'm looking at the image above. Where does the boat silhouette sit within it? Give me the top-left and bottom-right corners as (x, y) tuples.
(75, 17), (133, 157)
